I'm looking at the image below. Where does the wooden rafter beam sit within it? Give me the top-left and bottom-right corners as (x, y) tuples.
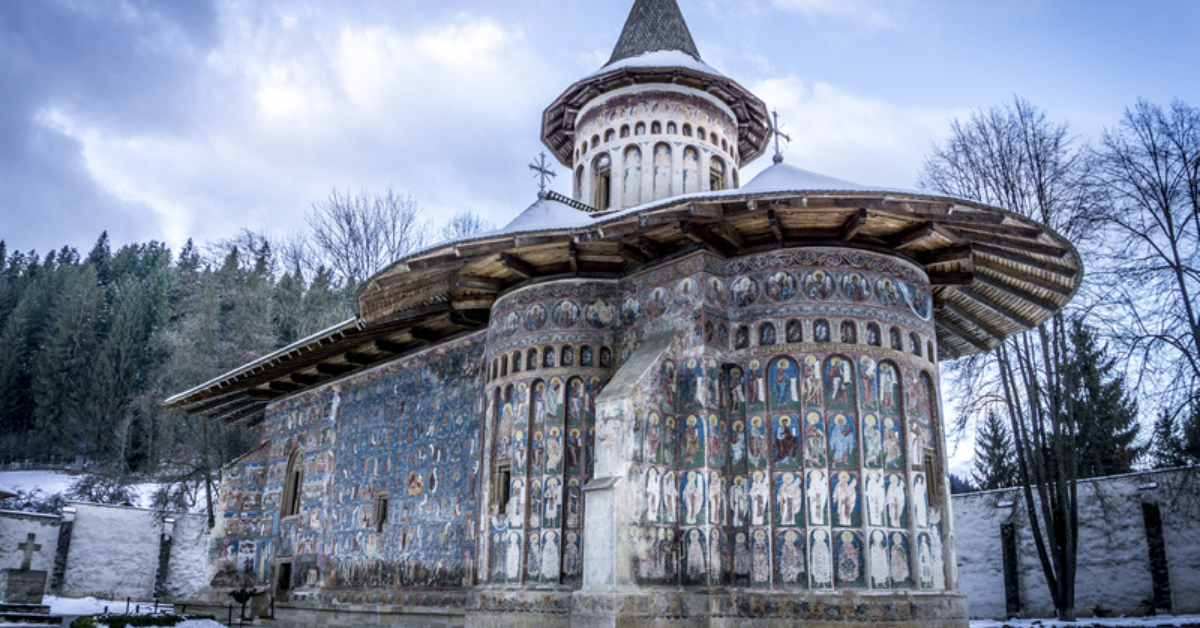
(455, 275), (504, 294)
(268, 380), (301, 393)
(893, 223), (936, 250)
(500, 252), (535, 279)
(712, 221), (745, 249)
(973, 244), (1077, 279)
(316, 362), (356, 376)
(939, 300), (1004, 343)
(928, 271), (975, 286)
(618, 242), (648, 265)
(450, 309), (489, 327)
(767, 209), (784, 244)
(975, 259), (1073, 297)
(679, 222), (706, 246)
(373, 339), (408, 354)
(568, 241), (580, 273)
(290, 372), (324, 386)
(343, 350), (378, 366)
(917, 244), (973, 266)
(938, 315), (993, 353)
(839, 208), (868, 241)
(957, 286), (1038, 329)
(958, 231), (1069, 258)
(975, 274), (1059, 312)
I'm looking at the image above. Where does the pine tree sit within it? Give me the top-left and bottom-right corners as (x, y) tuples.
(972, 410), (1019, 490)
(1149, 404), (1200, 468)
(1067, 319), (1142, 477)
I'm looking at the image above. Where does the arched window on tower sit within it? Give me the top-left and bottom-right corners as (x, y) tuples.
(581, 140), (588, 153)
(710, 157), (726, 191)
(593, 134), (601, 147)
(667, 121), (677, 134)
(527, 348), (539, 370)
(604, 129), (615, 143)
(620, 124), (630, 138)
(682, 146), (700, 194)
(651, 121), (661, 134)
(682, 123), (692, 137)
(711, 132), (719, 144)
(594, 153), (612, 210)
(623, 145), (643, 206)
(282, 449), (304, 517)
(635, 122), (646, 136)
(575, 165), (584, 201)
(697, 126), (706, 141)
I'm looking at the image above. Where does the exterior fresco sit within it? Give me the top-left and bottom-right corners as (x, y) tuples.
(475, 247), (949, 598)
(209, 334), (486, 596)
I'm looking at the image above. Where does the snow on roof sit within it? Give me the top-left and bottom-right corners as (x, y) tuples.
(500, 195), (597, 233)
(737, 161), (923, 196)
(589, 49), (725, 79)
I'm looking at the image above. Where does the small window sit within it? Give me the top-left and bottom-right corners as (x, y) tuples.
(697, 126), (706, 140)
(651, 121), (662, 134)
(928, 341), (936, 362)
(581, 140), (588, 153)
(599, 346), (612, 368)
(527, 348), (538, 370)
(282, 451), (303, 517)
(890, 327), (903, 350)
(501, 357), (508, 377)
(544, 346), (556, 368)
(910, 333), (922, 357)
(710, 157), (726, 191)
(593, 134), (601, 147)
(494, 464), (512, 515)
(721, 139), (728, 152)
(374, 493), (389, 532)
(711, 132), (718, 144)
(635, 122), (646, 136)
(512, 351), (522, 373)
(580, 345), (593, 367)
(682, 123), (692, 137)
(594, 153), (612, 209)
(620, 125), (630, 138)
(667, 121), (677, 134)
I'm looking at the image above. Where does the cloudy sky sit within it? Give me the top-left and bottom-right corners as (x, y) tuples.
(3, 0), (1199, 257)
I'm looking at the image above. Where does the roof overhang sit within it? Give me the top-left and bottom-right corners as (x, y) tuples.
(169, 188), (1081, 426)
(541, 65), (771, 168)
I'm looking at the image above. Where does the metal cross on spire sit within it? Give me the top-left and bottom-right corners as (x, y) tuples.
(770, 109), (791, 164)
(529, 152), (557, 198)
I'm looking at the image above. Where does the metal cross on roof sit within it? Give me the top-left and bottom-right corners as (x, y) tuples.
(529, 152), (557, 198)
(770, 109), (792, 164)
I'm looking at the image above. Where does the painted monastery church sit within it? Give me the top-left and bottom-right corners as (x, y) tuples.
(168, 1), (1082, 626)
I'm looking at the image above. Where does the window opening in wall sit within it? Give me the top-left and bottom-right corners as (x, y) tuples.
(928, 341), (936, 362)
(594, 153), (612, 210)
(620, 125), (630, 138)
(593, 134), (601, 147)
(501, 357), (508, 377)
(580, 345), (593, 367)
(575, 166), (585, 201)
(494, 463), (512, 515)
(374, 493), (389, 532)
(604, 129), (615, 143)
(581, 140), (588, 153)
(667, 121), (677, 134)
(721, 139), (728, 152)
(544, 345), (557, 368)
(710, 157), (726, 191)
(910, 333), (922, 356)
(867, 323), (881, 346)
(635, 122), (646, 136)
(513, 351), (522, 373)
(527, 348), (538, 370)
(697, 126), (706, 141)
(561, 345), (575, 367)
(651, 121), (661, 134)
(682, 123), (692, 137)
(282, 451), (303, 517)
(890, 327), (903, 350)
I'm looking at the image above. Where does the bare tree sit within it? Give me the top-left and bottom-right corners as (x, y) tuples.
(307, 187), (428, 289)
(439, 210), (493, 243)
(1095, 100), (1200, 420)
(919, 97), (1097, 621)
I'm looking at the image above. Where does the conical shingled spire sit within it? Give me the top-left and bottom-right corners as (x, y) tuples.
(607, 0), (702, 65)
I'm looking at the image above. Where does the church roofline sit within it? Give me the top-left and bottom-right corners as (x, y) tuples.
(167, 168), (1082, 426)
(607, 0), (702, 66)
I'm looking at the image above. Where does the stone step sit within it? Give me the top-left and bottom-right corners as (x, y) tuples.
(0, 605), (48, 615)
(0, 611), (62, 625)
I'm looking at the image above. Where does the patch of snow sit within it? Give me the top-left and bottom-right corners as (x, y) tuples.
(0, 470), (206, 512)
(738, 161), (917, 195)
(589, 50), (723, 78)
(500, 197), (596, 233)
(971, 616), (1200, 627)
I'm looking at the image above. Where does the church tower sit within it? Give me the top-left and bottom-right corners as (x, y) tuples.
(542, 0), (771, 210)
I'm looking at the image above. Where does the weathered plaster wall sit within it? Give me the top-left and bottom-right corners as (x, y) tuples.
(57, 503), (207, 601)
(0, 510), (60, 574)
(954, 467), (1200, 619)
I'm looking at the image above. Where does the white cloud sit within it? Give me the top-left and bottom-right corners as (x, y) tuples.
(746, 75), (963, 189)
(37, 7), (557, 250)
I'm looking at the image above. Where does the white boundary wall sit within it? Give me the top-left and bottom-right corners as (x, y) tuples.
(954, 467), (1200, 619)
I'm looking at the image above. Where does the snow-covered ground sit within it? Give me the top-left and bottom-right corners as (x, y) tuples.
(0, 596), (227, 628)
(0, 469), (207, 512)
(972, 617), (1200, 627)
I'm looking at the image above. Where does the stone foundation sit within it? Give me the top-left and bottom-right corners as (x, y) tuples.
(0, 569), (47, 604)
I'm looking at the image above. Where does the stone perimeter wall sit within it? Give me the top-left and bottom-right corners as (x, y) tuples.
(954, 466), (1200, 619)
